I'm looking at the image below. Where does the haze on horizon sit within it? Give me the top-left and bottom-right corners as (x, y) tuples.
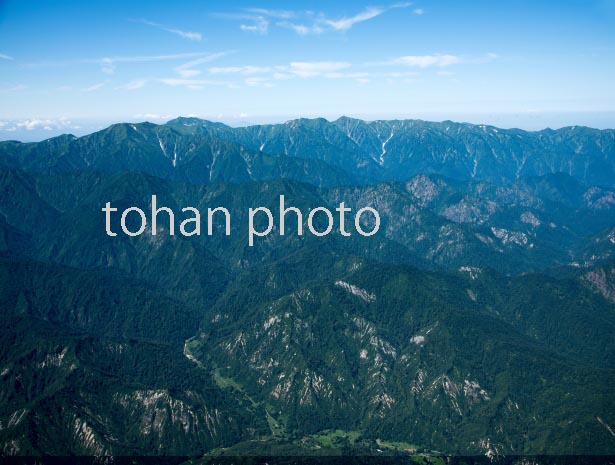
(1, 0), (614, 141)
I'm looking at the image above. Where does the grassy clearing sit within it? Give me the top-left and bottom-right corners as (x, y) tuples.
(376, 438), (419, 453)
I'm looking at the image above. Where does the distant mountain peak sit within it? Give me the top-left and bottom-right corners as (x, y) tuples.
(166, 117), (230, 129)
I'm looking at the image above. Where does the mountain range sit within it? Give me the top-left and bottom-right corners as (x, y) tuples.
(1, 117), (615, 458)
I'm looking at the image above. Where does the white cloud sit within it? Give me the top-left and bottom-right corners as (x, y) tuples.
(133, 18), (202, 41)
(14, 117), (78, 131)
(0, 53), (13, 60)
(390, 54), (461, 67)
(370, 52), (496, 72)
(196, 53), (494, 89)
(288, 61), (352, 77)
(413, 8), (425, 15)
(158, 78), (233, 90)
(323, 7), (385, 31)
(245, 77), (274, 88)
(206, 62), (354, 80)
(154, 51), (495, 90)
(471, 52), (499, 63)
(202, 61), (430, 86)
(100, 59), (115, 75)
(117, 79), (147, 90)
(209, 65), (273, 75)
(153, 60), (371, 89)
(174, 52), (229, 77)
(82, 81), (107, 92)
(88, 51), (222, 74)
(245, 8), (295, 19)
(17, 119), (46, 130)
(277, 21), (324, 35)
(215, 12), (271, 34)
(322, 71), (370, 79)
(177, 69), (201, 78)
(227, 3), (412, 36)
(373, 52), (497, 69)
(240, 17), (270, 34)
(233, 8), (295, 34)
(379, 71), (419, 78)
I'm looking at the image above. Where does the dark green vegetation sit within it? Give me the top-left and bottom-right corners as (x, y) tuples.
(1, 117), (615, 457)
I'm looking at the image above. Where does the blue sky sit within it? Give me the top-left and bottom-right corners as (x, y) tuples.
(1, 0), (615, 140)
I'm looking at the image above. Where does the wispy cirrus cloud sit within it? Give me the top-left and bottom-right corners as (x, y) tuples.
(218, 8), (295, 34)
(213, 12), (270, 35)
(470, 52), (499, 64)
(0, 53), (13, 60)
(118, 52), (231, 90)
(158, 77), (236, 90)
(206, 61), (364, 87)
(321, 6), (386, 31)
(25, 51), (228, 77)
(209, 65), (274, 75)
(174, 51), (230, 77)
(85, 51), (225, 74)
(106, 49), (495, 93)
(208, 61), (353, 82)
(82, 81), (108, 92)
(245, 8), (295, 19)
(287, 61), (352, 77)
(244, 77), (274, 88)
(275, 22), (321, 35)
(132, 18), (202, 41)
(100, 50), (495, 93)
(220, 3), (416, 36)
(391, 54), (461, 67)
(240, 18), (269, 34)
(376, 53), (497, 68)
(200, 51), (496, 89)
(116, 79), (148, 90)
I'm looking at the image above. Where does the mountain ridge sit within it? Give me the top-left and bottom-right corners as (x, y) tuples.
(3, 116), (615, 188)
